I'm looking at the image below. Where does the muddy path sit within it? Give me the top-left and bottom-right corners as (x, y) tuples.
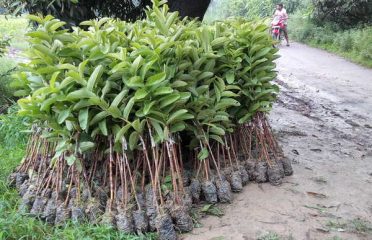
(184, 43), (372, 240)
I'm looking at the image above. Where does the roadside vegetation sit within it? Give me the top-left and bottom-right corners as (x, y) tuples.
(289, 1), (372, 68)
(205, 0), (372, 68)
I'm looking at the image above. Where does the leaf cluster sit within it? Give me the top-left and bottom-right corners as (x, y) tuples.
(14, 0), (279, 164)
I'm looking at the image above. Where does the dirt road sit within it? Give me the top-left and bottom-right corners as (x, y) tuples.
(184, 42), (372, 240)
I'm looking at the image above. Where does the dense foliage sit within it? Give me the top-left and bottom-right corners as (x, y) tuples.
(14, 2), (278, 165)
(312, 0), (372, 28)
(2, 0), (211, 24)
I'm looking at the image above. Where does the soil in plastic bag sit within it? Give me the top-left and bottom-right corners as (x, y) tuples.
(42, 191), (57, 223)
(171, 205), (193, 232)
(145, 185), (157, 231)
(216, 176), (232, 203)
(244, 160), (256, 181)
(238, 165), (250, 185)
(19, 184), (36, 213)
(115, 206), (134, 233)
(230, 171), (243, 192)
(85, 197), (103, 223)
(30, 195), (48, 217)
(156, 213), (177, 240)
(255, 161), (268, 183)
(201, 180), (217, 203)
(281, 157), (294, 176)
(133, 209), (148, 233)
(268, 163), (283, 186)
(182, 187), (193, 211)
(55, 201), (70, 225)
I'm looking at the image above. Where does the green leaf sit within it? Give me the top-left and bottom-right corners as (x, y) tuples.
(115, 124), (132, 142)
(67, 88), (96, 100)
(131, 55), (143, 73)
(160, 94), (180, 108)
(79, 141), (95, 152)
(99, 120), (108, 136)
(66, 155), (76, 166)
(131, 119), (141, 132)
(129, 131), (139, 150)
(226, 71), (235, 84)
(111, 89), (128, 108)
(57, 109), (70, 124)
(210, 134), (224, 144)
(197, 72), (214, 81)
(198, 148), (209, 160)
(87, 65), (103, 91)
(154, 87), (173, 96)
(123, 97), (135, 119)
(90, 111), (110, 126)
(78, 108), (89, 130)
(146, 72), (166, 86)
(170, 122), (186, 133)
(134, 88), (148, 100)
(171, 80), (188, 88)
(210, 126), (225, 136)
(150, 120), (164, 141)
(143, 101), (155, 115)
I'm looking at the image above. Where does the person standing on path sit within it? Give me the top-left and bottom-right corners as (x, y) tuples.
(273, 3), (290, 46)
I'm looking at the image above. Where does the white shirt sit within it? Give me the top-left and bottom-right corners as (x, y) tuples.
(274, 8), (288, 24)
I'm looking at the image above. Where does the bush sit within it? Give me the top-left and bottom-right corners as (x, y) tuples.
(0, 105), (30, 148)
(0, 57), (17, 111)
(312, 0), (372, 28)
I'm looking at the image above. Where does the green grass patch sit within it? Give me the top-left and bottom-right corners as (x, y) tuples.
(325, 218), (372, 235)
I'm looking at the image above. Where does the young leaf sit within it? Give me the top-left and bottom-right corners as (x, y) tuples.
(79, 141), (95, 152)
(198, 148), (209, 161)
(123, 97), (135, 119)
(129, 131), (139, 150)
(78, 108), (89, 130)
(57, 109), (70, 124)
(66, 155), (77, 166)
(99, 119), (108, 136)
(146, 72), (166, 86)
(87, 65), (103, 91)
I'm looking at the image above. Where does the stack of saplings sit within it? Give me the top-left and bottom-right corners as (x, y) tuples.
(9, 1), (293, 239)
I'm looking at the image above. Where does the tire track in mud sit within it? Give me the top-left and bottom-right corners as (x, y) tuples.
(274, 77), (372, 155)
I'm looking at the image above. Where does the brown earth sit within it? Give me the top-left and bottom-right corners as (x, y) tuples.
(183, 42), (372, 240)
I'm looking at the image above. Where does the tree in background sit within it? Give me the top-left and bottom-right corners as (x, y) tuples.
(204, 0), (306, 22)
(312, 0), (372, 29)
(1, 0), (211, 24)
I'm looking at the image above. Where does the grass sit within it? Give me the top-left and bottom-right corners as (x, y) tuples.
(325, 218), (372, 235)
(311, 176), (327, 184)
(257, 232), (295, 240)
(258, 232), (281, 240)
